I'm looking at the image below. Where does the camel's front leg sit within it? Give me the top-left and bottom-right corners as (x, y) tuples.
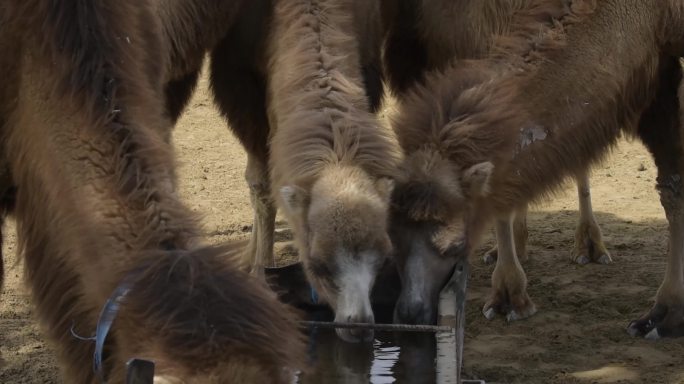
(572, 170), (611, 265)
(483, 206), (528, 265)
(483, 212), (537, 322)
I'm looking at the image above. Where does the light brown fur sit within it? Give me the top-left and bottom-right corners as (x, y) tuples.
(265, 0), (402, 342)
(0, 1), (305, 382)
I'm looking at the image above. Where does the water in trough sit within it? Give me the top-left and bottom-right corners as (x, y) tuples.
(294, 308), (443, 384)
(267, 262), (479, 384)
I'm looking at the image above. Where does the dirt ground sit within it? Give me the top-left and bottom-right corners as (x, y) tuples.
(1, 72), (684, 384)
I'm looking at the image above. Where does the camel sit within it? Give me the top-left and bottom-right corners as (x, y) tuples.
(0, 1), (306, 382)
(380, 0), (610, 323)
(150, 0), (400, 342)
(381, 0), (611, 325)
(263, 0), (401, 342)
(390, 0), (684, 338)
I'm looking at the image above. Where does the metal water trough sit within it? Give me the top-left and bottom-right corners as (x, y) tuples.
(122, 256), (483, 384)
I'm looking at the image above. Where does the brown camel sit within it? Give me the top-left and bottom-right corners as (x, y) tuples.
(380, 0), (609, 324)
(391, 0), (684, 338)
(152, 0), (400, 342)
(0, 1), (305, 382)
(264, 0), (401, 342)
(381, 0), (609, 324)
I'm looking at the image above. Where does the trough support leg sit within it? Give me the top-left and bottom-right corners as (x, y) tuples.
(437, 256), (469, 384)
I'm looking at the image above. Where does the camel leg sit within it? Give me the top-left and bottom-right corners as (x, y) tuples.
(483, 212), (537, 322)
(628, 56), (684, 339)
(483, 206), (529, 265)
(572, 170), (612, 265)
(164, 69), (201, 126)
(0, 219), (3, 292)
(244, 153), (277, 273)
(210, 14), (275, 277)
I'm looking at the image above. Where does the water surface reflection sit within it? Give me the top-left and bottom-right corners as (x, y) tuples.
(296, 328), (438, 384)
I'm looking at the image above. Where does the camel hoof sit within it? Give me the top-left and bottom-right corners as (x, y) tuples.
(626, 324), (641, 338)
(596, 253), (613, 265)
(644, 328), (660, 340)
(627, 303), (684, 339)
(574, 255), (591, 265)
(506, 305), (537, 322)
(483, 307), (497, 320)
(482, 292), (536, 322)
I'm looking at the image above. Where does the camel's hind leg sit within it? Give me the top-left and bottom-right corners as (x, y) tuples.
(210, 6), (276, 276)
(484, 173), (611, 265)
(483, 211), (537, 322)
(572, 170), (611, 265)
(164, 69), (201, 126)
(628, 55), (684, 339)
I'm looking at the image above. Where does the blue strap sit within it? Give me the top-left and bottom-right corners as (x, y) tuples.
(310, 285), (319, 305)
(93, 279), (134, 382)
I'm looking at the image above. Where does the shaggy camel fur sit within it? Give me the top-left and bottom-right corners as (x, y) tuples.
(153, 0), (400, 343)
(0, 1), (305, 382)
(265, 0), (401, 342)
(382, 0), (608, 324)
(380, 0), (610, 259)
(152, 0), (388, 282)
(392, 0), (684, 337)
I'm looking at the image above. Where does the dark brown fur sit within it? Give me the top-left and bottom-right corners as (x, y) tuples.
(0, 1), (305, 382)
(393, 0), (605, 223)
(380, 0), (539, 96)
(393, 0), (684, 336)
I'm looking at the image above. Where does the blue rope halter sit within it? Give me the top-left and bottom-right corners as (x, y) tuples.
(71, 273), (138, 383)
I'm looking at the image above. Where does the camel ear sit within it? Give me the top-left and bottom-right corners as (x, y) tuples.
(280, 185), (309, 215)
(375, 178), (395, 204)
(463, 162), (494, 197)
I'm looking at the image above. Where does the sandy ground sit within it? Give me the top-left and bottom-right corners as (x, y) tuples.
(1, 72), (684, 384)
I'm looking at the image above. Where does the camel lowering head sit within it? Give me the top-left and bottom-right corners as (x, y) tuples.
(390, 149), (494, 324)
(279, 166), (394, 342)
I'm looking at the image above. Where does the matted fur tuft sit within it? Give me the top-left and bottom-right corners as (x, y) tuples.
(118, 245), (306, 381)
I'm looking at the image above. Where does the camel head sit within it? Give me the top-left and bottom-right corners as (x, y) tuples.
(390, 150), (493, 324)
(279, 165), (394, 342)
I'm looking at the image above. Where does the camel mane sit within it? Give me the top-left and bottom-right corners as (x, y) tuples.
(268, 0), (402, 190)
